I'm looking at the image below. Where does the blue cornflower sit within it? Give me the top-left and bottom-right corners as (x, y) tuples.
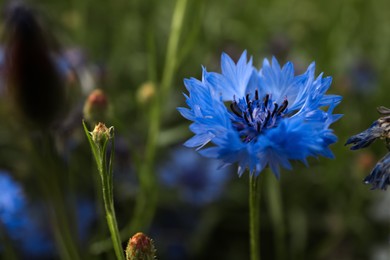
(178, 51), (342, 177)
(160, 147), (230, 205)
(346, 106), (390, 190)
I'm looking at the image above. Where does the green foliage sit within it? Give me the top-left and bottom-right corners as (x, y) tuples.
(0, 0), (389, 259)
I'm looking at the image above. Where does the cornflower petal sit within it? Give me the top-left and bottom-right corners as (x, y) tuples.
(364, 153), (390, 190)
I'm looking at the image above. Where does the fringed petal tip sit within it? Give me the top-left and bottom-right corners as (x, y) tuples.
(364, 170), (390, 191)
(345, 123), (382, 150)
(363, 153), (390, 190)
(377, 106), (390, 115)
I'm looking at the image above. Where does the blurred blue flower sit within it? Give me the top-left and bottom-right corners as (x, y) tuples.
(347, 58), (377, 95)
(0, 170), (54, 257)
(178, 51), (342, 177)
(0, 171), (25, 230)
(346, 106), (390, 190)
(0, 171), (96, 257)
(160, 147), (229, 205)
(75, 198), (96, 243)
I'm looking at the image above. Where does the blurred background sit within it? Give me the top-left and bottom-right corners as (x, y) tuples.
(0, 0), (389, 259)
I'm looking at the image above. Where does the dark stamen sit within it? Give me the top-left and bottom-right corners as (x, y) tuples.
(256, 122), (261, 132)
(247, 101), (252, 111)
(230, 102), (243, 117)
(263, 94), (269, 107)
(263, 110), (271, 127)
(244, 113), (250, 124)
(277, 100), (288, 115)
(271, 103), (278, 117)
(248, 108), (254, 121)
(230, 91), (289, 142)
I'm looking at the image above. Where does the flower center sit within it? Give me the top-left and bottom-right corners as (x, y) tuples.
(229, 89), (288, 143)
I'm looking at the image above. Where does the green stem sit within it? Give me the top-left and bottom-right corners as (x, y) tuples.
(100, 174), (124, 260)
(99, 137), (125, 260)
(161, 0), (188, 98)
(266, 173), (286, 260)
(249, 174), (260, 260)
(88, 0), (190, 254)
(83, 122), (124, 259)
(129, 0), (189, 234)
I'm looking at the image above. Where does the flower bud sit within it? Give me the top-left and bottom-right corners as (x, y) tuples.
(83, 89), (108, 124)
(126, 232), (156, 260)
(4, 2), (65, 127)
(137, 82), (155, 104)
(91, 122), (112, 147)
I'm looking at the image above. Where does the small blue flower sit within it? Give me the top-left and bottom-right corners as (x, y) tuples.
(160, 147), (230, 205)
(346, 106), (390, 190)
(178, 51), (342, 177)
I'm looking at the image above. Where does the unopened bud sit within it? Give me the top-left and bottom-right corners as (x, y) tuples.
(4, 2), (65, 127)
(83, 89), (108, 124)
(137, 82), (155, 104)
(91, 122), (112, 147)
(126, 232), (156, 260)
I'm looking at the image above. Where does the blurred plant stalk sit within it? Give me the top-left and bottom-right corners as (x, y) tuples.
(126, 0), (189, 237)
(32, 133), (81, 260)
(266, 172), (286, 260)
(249, 160), (286, 260)
(130, 0), (187, 230)
(250, 159), (294, 260)
(83, 122), (125, 260)
(89, 0), (189, 254)
(249, 174), (261, 260)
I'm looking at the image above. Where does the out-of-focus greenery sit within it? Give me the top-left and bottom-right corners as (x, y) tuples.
(0, 0), (389, 259)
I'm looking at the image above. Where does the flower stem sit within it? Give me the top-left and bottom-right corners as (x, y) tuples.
(88, 0), (190, 254)
(128, 0), (189, 234)
(249, 174), (260, 260)
(266, 173), (286, 260)
(83, 122), (125, 259)
(100, 173), (124, 260)
(161, 0), (188, 99)
(99, 132), (125, 260)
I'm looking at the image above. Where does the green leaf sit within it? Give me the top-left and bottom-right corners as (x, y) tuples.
(82, 120), (102, 172)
